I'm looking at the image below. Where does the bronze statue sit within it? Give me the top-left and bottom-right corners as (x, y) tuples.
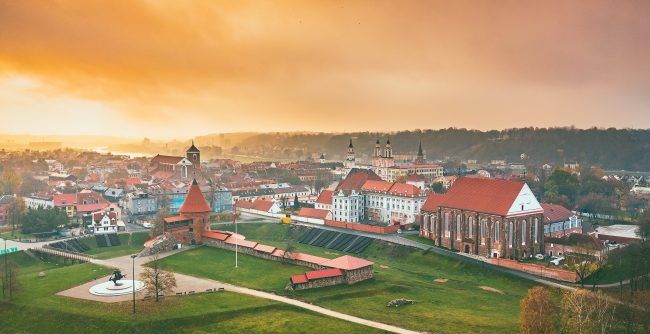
(108, 269), (126, 286)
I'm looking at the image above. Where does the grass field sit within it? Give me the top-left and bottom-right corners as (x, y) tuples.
(0, 251), (387, 334)
(80, 232), (151, 259)
(160, 223), (546, 333)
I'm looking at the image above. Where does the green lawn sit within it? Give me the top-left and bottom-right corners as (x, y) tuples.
(160, 223), (548, 333)
(81, 232), (151, 259)
(401, 233), (438, 247)
(0, 251), (386, 334)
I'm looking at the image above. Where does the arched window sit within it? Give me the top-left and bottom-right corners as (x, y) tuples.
(509, 222), (514, 247)
(431, 216), (436, 232)
(522, 220), (527, 245)
(468, 217), (473, 239)
(480, 219), (486, 244)
(444, 213), (450, 237)
(456, 215), (461, 240)
(534, 218), (539, 244)
(181, 165), (188, 178)
(494, 221), (500, 241)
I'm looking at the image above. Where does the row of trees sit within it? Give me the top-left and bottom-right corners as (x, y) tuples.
(520, 287), (650, 334)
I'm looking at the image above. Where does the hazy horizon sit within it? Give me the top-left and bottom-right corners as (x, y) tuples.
(2, 1), (649, 138)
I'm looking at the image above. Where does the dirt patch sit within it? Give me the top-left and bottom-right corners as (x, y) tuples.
(433, 278), (448, 283)
(479, 286), (504, 294)
(324, 251), (339, 256)
(379, 265), (390, 269)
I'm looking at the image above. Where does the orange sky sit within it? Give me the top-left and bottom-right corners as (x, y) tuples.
(0, 0), (648, 139)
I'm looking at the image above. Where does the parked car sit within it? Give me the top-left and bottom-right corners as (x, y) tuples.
(142, 222), (152, 228)
(550, 256), (565, 266)
(534, 254), (545, 261)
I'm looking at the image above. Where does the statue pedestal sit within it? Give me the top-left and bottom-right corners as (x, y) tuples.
(89, 280), (145, 296)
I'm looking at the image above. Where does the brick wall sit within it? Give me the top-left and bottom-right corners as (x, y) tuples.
(324, 220), (400, 234)
(490, 258), (578, 282)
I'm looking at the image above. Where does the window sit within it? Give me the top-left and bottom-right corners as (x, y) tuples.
(509, 222), (514, 247)
(480, 219), (486, 243)
(494, 221), (499, 241)
(534, 218), (539, 244)
(444, 213), (450, 237)
(468, 217), (473, 238)
(456, 215), (461, 240)
(521, 220), (527, 245)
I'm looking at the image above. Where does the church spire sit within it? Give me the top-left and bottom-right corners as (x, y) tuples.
(418, 140), (423, 156)
(348, 137), (354, 149)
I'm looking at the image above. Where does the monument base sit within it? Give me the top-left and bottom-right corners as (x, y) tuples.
(89, 280), (145, 296)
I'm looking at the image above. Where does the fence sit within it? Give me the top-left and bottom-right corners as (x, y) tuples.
(31, 246), (94, 262)
(490, 258), (578, 282)
(324, 220), (400, 234)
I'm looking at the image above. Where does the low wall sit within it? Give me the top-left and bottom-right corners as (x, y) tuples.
(203, 238), (324, 270)
(292, 215), (325, 225)
(290, 276), (346, 291)
(490, 258), (578, 282)
(324, 220), (400, 234)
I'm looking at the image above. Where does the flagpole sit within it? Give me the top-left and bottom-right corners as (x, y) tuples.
(234, 206), (238, 268)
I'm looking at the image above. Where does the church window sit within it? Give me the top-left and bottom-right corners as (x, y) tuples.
(494, 221), (499, 241)
(456, 215), (461, 240)
(534, 218), (539, 243)
(509, 222), (514, 247)
(468, 217), (473, 238)
(444, 213), (450, 237)
(522, 220), (527, 245)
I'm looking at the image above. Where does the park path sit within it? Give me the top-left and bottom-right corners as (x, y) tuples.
(82, 250), (421, 334)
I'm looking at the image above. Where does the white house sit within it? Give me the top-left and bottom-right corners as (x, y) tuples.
(92, 211), (119, 234)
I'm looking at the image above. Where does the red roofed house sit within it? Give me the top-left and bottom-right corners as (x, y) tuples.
(314, 190), (334, 211)
(419, 177), (544, 259)
(541, 203), (582, 237)
(163, 179), (211, 245)
(248, 199), (281, 214)
(92, 211), (118, 234)
(298, 207), (331, 220)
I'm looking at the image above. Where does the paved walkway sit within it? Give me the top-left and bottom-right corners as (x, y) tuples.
(58, 249), (419, 334)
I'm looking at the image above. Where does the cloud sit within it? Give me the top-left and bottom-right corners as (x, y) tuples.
(0, 0), (649, 138)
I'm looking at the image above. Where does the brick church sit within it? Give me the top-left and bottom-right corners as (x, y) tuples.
(150, 141), (201, 180)
(163, 179), (211, 245)
(418, 177), (544, 259)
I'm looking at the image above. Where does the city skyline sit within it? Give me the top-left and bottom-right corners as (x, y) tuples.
(1, 1), (649, 138)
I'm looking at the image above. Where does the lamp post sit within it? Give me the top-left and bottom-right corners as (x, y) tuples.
(130, 254), (137, 314)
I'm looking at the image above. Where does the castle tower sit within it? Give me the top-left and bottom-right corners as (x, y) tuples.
(344, 138), (356, 169)
(186, 140), (201, 171)
(415, 140), (425, 164)
(179, 179), (211, 245)
(384, 137), (393, 159)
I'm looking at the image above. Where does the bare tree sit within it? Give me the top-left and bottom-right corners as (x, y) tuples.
(139, 256), (177, 302)
(0, 261), (20, 300)
(520, 286), (556, 334)
(150, 207), (169, 238)
(561, 289), (615, 334)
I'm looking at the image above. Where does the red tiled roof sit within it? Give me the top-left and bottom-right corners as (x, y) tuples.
(291, 274), (308, 284)
(362, 180), (393, 192)
(76, 203), (110, 213)
(298, 207), (330, 219)
(202, 230), (230, 241)
(336, 169), (382, 192)
(388, 183), (422, 196)
(151, 154), (184, 165)
(224, 237), (258, 249)
(315, 190), (334, 205)
(421, 193), (447, 212)
(164, 215), (192, 223)
(305, 268), (344, 280)
(291, 253), (331, 265)
(251, 199), (275, 212)
(406, 174), (424, 181)
(179, 179), (211, 213)
(541, 203), (573, 224)
(235, 200), (254, 209)
(422, 177), (526, 216)
(53, 193), (77, 206)
(152, 171), (174, 179)
(271, 249), (286, 257)
(322, 255), (374, 270)
(253, 244), (277, 253)
(92, 211), (117, 224)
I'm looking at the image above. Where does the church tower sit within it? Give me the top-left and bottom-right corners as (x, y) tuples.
(344, 138), (356, 169)
(382, 137), (394, 168)
(373, 138), (381, 167)
(415, 140), (425, 164)
(186, 140), (201, 171)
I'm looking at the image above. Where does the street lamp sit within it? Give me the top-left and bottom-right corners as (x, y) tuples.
(131, 254), (137, 314)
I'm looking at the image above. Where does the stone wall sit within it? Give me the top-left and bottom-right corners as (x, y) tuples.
(289, 276), (346, 290)
(345, 266), (374, 284)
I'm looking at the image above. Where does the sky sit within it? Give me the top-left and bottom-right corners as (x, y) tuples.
(0, 0), (649, 139)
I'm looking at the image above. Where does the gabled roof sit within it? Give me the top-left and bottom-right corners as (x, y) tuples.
(151, 154), (184, 165)
(235, 200), (254, 209)
(201, 230), (230, 241)
(315, 190), (334, 205)
(421, 193), (446, 212)
(388, 183), (422, 196)
(251, 199), (275, 212)
(421, 177), (528, 216)
(298, 207), (330, 219)
(541, 203), (574, 224)
(362, 180), (393, 192)
(92, 211), (117, 224)
(305, 268), (344, 280)
(290, 274), (308, 284)
(179, 179), (211, 213)
(322, 255), (374, 270)
(53, 193), (77, 206)
(186, 140), (200, 153)
(336, 169), (382, 192)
